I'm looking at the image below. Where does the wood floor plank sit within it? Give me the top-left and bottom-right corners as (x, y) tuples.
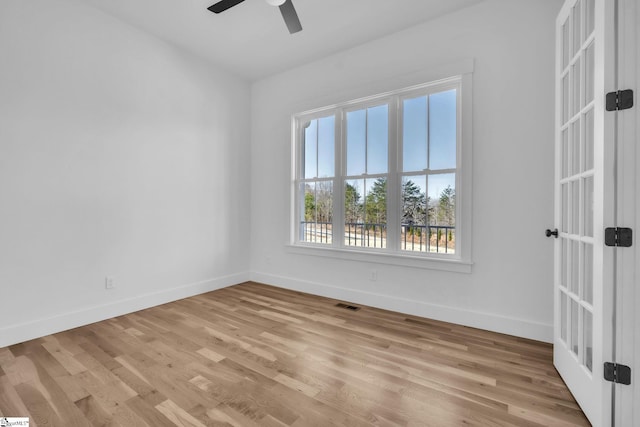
(0, 375), (33, 420)
(74, 395), (113, 426)
(156, 399), (208, 427)
(125, 395), (175, 427)
(14, 381), (63, 426)
(0, 282), (589, 426)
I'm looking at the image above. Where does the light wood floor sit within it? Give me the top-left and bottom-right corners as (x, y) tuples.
(0, 281), (589, 426)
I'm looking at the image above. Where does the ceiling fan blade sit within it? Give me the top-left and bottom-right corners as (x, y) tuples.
(279, 0), (302, 34)
(207, 0), (245, 14)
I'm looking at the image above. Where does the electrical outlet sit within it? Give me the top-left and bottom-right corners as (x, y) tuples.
(105, 276), (115, 290)
(370, 270), (378, 282)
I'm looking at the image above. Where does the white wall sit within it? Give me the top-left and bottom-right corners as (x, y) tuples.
(0, 0), (251, 347)
(0, 0), (563, 348)
(250, 0), (562, 342)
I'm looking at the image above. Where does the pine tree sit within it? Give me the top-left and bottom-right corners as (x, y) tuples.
(438, 185), (455, 226)
(344, 182), (362, 224)
(365, 178), (387, 226)
(401, 179), (426, 231)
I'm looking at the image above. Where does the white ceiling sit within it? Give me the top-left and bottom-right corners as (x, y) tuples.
(80, 0), (484, 81)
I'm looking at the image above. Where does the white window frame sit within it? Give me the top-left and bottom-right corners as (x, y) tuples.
(289, 74), (473, 273)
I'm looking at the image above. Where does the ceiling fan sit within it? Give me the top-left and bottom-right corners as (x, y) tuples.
(207, 0), (302, 34)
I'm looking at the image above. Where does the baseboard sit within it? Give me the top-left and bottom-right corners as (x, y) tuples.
(0, 272), (249, 348)
(251, 272), (553, 343)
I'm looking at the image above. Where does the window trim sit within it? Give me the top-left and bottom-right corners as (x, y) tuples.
(290, 73), (473, 273)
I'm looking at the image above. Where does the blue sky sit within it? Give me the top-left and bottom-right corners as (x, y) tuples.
(346, 104), (388, 176)
(304, 115), (334, 179)
(402, 89), (456, 172)
(305, 88), (456, 199)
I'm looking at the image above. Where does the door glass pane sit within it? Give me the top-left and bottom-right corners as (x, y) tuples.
(571, 120), (580, 175)
(583, 176), (594, 237)
(403, 96), (428, 172)
(584, 0), (595, 38)
(572, 0), (582, 56)
(562, 18), (570, 70)
(571, 60), (581, 117)
(571, 240), (580, 294)
(584, 42), (595, 106)
(562, 74), (569, 124)
(571, 298), (580, 356)
(584, 108), (594, 170)
(583, 243), (593, 304)
(562, 129), (569, 179)
(561, 238), (568, 288)
(429, 89), (457, 170)
(561, 291), (568, 343)
(571, 181), (580, 235)
(583, 308), (593, 372)
(561, 184), (568, 233)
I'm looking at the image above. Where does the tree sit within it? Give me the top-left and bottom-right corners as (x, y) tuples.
(401, 179), (426, 230)
(344, 182), (362, 224)
(365, 178), (387, 226)
(315, 181), (333, 223)
(304, 187), (316, 222)
(438, 185), (455, 226)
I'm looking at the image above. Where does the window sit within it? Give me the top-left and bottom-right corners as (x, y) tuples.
(344, 103), (389, 249)
(292, 75), (472, 271)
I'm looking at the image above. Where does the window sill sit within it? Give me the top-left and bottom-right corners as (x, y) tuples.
(285, 244), (473, 273)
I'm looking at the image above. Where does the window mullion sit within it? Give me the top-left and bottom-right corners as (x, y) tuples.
(364, 109), (368, 175)
(293, 122), (302, 244)
(455, 82), (465, 261)
(334, 110), (346, 249)
(386, 96), (400, 252)
(426, 95), (431, 171)
(315, 122), (320, 179)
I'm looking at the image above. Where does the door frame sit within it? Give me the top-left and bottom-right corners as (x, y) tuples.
(615, 0), (638, 424)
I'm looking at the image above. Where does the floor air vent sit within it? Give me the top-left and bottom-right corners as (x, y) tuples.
(336, 303), (361, 311)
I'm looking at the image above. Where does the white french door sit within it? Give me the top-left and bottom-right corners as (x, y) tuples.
(554, 0), (616, 425)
